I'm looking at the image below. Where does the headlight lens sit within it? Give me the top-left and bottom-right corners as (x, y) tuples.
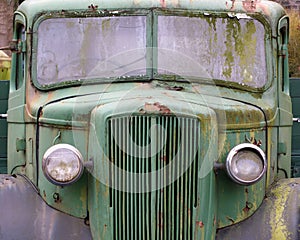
(226, 143), (266, 185)
(42, 144), (83, 186)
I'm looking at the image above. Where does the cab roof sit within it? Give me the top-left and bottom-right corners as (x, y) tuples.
(17, 0), (286, 33)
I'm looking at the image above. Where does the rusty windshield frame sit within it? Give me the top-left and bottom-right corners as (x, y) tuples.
(31, 9), (269, 91)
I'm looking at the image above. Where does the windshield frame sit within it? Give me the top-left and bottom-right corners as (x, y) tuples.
(31, 9), (272, 92)
(31, 9), (153, 90)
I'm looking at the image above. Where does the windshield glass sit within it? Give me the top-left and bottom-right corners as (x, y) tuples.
(157, 16), (266, 88)
(36, 13), (266, 88)
(37, 16), (147, 85)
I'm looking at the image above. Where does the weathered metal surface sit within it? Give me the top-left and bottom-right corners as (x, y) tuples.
(28, 85), (269, 237)
(37, 87), (266, 127)
(17, 0), (285, 26)
(37, 126), (89, 218)
(216, 178), (300, 240)
(216, 129), (266, 228)
(4, 0), (293, 239)
(0, 174), (92, 239)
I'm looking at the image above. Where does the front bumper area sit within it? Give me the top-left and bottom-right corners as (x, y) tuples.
(216, 178), (300, 240)
(0, 174), (92, 239)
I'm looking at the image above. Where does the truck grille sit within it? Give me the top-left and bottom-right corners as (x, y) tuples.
(107, 115), (201, 240)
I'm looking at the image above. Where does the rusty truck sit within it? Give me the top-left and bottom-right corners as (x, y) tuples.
(0, 0), (299, 239)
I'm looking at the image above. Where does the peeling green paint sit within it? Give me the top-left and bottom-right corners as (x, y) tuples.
(269, 183), (291, 239)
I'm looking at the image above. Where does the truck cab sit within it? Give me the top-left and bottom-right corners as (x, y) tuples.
(0, 0), (299, 239)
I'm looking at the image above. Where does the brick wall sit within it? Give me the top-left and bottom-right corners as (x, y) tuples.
(0, 0), (15, 55)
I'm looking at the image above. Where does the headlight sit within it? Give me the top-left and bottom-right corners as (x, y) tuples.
(42, 144), (84, 186)
(226, 143), (266, 185)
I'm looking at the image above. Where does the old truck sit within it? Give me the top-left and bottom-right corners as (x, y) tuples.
(0, 0), (299, 239)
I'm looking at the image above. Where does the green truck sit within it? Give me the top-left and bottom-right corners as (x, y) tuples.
(0, 0), (299, 239)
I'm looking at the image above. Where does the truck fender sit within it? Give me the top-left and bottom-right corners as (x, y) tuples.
(216, 178), (300, 240)
(0, 174), (92, 240)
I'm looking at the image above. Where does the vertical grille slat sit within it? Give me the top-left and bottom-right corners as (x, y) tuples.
(169, 117), (175, 240)
(145, 117), (150, 240)
(187, 119), (193, 240)
(108, 115), (200, 240)
(150, 117), (157, 240)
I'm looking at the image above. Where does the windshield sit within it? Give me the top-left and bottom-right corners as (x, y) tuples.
(37, 16), (147, 85)
(36, 13), (267, 88)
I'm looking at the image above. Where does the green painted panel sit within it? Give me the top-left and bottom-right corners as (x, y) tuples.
(0, 80), (9, 173)
(292, 98), (300, 116)
(290, 78), (300, 97)
(217, 128), (266, 228)
(0, 81), (9, 99)
(37, 126), (88, 218)
(0, 158), (7, 173)
(291, 155), (300, 177)
(290, 78), (300, 177)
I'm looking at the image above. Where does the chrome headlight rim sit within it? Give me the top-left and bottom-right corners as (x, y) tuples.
(226, 143), (267, 186)
(42, 144), (84, 186)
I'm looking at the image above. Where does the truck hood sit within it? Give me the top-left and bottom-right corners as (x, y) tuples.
(39, 87), (266, 130)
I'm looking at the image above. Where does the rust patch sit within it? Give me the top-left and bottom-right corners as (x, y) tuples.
(196, 221), (204, 228)
(161, 155), (167, 162)
(0, 176), (15, 186)
(166, 86), (184, 91)
(242, 0), (260, 12)
(243, 187), (251, 215)
(140, 102), (171, 114)
(226, 0), (236, 10)
(84, 217), (90, 226)
(158, 212), (164, 229)
(245, 135), (262, 146)
(53, 192), (62, 203)
(243, 204), (251, 214)
(88, 4), (98, 11)
(160, 0), (167, 8)
(38, 108), (44, 118)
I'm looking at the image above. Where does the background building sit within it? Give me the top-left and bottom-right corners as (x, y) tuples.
(0, 0), (16, 55)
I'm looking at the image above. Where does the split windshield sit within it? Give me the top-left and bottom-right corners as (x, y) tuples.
(36, 13), (266, 88)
